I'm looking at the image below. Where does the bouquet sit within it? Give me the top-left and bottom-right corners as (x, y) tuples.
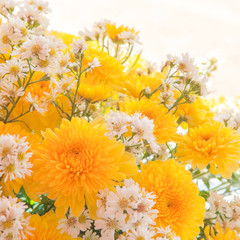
(0, 0), (239, 239)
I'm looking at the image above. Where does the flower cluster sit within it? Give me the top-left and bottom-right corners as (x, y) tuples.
(0, 134), (32, 182)
(0, 191), (33, 240)
(0, 0), (240, 240)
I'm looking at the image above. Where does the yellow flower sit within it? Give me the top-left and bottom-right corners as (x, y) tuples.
(12, 71), (61, 134)
(77, 81), (112, 103)
(176, 121), (240, 178)
(82, 47), (126, 90)
(32, 117), (137, 218)
(50, 31), (79, 47)
(204, 223), (239, 240)
(176, 97), (214, 128)
(24, 211), (80, 240)
(120, 98), (178, 144)
(124, 71), (165, 98)
(134, 159), (205, 240)
(106, 23), (138, 43)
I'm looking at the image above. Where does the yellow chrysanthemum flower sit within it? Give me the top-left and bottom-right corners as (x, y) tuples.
(83, 47), (126, 89)
(12, 71), (61, 134)
(124, 71), (165, 98)
(176, 97), (214, 128)
(77, 81), (112, 103)
(120, 98), (178, 144)
(176, 121), (240, 178)
(50, 31), (79, 46)
(204, 223), (239, 240)
(106, 23), (138, 43)
(23, 211), (80, 240)
(32, 117), (137, 218)
(134, 159), (205, 240)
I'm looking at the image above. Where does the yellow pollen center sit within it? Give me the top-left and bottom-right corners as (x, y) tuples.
(106, 219), (117, 229)
(2, 219), (13, 229)
(38, 6), (44, 11)
(118, 198), (128, 209)
(38, 59), (49, 68)
(5, 163), (16, 173)
(137, 237), (145, 240)
(18, 152), (25, 161)
(2, 147), (10, 157)
(31, 44), (41, 55)
(2, 35), (10, 44)
(178, 63), (186, 71)
(9, 65), (20, 75)
(62, 82), (70, 91)
(78, 214), (87, 223)
(59, 59), (67, 67)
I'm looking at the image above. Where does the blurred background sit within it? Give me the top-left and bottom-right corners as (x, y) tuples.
(48, 0), (240, 97)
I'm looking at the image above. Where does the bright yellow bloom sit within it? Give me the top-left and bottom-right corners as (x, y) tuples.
(204, 223), (239, 240)
(82, 47), (126, 89)
(176, 97), (214, 128)
(32, 117), (137, 218)
(12, 71), (61, 134)
(50, 31), (79, 46)
(176, 121), (240, 178)
(106, 23), (138, 43)
(120, 98), (178, 144)
(23, 211), (80, 240)
(134, 159), (205, 240)
(124, 71), (165, 98)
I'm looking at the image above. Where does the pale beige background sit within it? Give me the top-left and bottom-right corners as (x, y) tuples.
(48, 0), (240, 97)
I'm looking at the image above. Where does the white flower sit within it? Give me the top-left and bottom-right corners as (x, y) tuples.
(130, 112), (160, 153)
(54, 76), (77, 94)
(127, 227), (155, 240)
(17, 35), (50, 60)
(83, 230), (100, 240)
(25, 92), (48, 114)
(105, 110), (131, 139)
(29, 0), (51, 14)
(57, 211), (80, 238)
(118, 31), (140, 44)
(86, 57), (101, 73)
(95, 215), (126, 240)
(0, 59), (28, 82)
(58, 209), (92, 238)
(155, 226), (180, 240)
(56, 52), (70, 74)
(1, 82), (24, 98)
(0, 134), (33, 182)
(71, 38), (87, 55)
(0, 0), (15, 15)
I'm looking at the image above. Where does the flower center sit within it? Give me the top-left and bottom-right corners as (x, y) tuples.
(118, 197), (128, 209)
(78, 214), (87, 224)
(5, 163), (16, 173)
(137, 202), (147, 212)
(61, 144), (96, 176)
(106, 219), (117, 229)
(31, 44), (41, 55)
(2, 35), (10, 44)
(2, 147), (11, 157)
(9, 65), (20, 76)
(137, 237), (145, 240)
(2, 219), (13, 229)
(38, 59), (49, 68)
(67, 217), (77, 226)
